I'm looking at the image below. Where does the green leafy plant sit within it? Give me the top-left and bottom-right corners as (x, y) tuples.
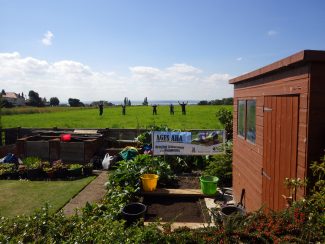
(68, 164), (83, 170)
(23, 156), (42, 169)
(202, 141), (232, 186)
(0, 163), (16, 178)
(216, 107), (233, 141)
(283, 177), (307, 205)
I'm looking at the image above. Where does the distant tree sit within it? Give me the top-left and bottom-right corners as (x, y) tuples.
(128, 100), (131, 106)
(124, 97), (128, 106)
(142, 97), (148, 106)
(42, 97), (47, 105)
(50, 97), (60, 106)
(198, 100), (209, 105)
(27, 90), (44, 107)
(68, 98), (84, 107)
(223, 97), (233, 105)
(104, 101), (114, 106)
(1, 99), (14, 108)
(1, 89), (5, 96)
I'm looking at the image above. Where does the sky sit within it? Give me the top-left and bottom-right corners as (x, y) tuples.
(1, 0), (325, 103)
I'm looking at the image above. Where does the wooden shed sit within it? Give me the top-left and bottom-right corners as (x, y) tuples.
(229, 50), (325, 212)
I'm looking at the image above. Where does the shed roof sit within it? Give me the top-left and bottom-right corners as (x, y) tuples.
(229, 50), (325, 84)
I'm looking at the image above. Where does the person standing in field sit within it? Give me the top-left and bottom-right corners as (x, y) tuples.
(98, 102), (103, 116)
(152, 104), (158, 115)
(178, 101), (188, 115)
(169, 104), (174, 115)
(121, 104), (126, 115)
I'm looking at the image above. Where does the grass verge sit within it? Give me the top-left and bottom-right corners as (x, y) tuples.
(0, 176), (95, 217)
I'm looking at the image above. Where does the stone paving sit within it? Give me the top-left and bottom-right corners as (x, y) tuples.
(62, 170), (108, 216)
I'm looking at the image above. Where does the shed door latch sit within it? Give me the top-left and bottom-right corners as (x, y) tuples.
(263, 106), (272, 112)
(261, 168), (271, 180)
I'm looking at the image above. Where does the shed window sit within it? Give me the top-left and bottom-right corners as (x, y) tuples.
(238, 100), (246, 137)
(237, 99), (256, 143)
(246, 100), (256, 143)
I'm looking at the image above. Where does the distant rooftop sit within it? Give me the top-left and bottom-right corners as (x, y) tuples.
(2, 92), (19, 99)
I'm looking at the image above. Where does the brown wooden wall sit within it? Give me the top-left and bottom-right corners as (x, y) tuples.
(232, 64), (310, 212)
(308, 63), (325, 177)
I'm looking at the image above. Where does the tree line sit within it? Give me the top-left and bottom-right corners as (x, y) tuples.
(1, 89), (233, 108)
(197, 97), (233, 105)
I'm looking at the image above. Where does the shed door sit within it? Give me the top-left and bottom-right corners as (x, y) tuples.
(262, 95), (299, 211)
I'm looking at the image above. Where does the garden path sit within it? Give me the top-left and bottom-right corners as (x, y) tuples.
(62, 170), (108, 216)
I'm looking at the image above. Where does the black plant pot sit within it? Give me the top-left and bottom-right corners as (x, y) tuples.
(68, 168), (82, 178)
(220, 205), (245, 218)
(54, 168), (68, 179)
(82, 167), (93, 176)
(27, 168), (43, 180)
(122, 202), (147, 225)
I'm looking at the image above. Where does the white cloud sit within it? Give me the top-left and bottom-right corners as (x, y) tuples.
(0, 52), (234, 102)
(267, 30), (277, 36)
(166, 63), (202, 74)
(41, 31), (54, 46)
(236, 57), (243, 61)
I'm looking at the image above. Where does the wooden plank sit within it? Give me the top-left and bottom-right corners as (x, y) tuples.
(74, 129), (98, 134)
(291, 97), (299, 181)
(270, 96), (277, 210)
(299, 93), (308, 109)
(144, 222), (213, 230)
(60, 142), (84, 162)
(25, 141), (50, 160)
(234, 77), (308, 98)
(274, 96), (282, 210)
(231, 64), (309, 85)
(141, 188), (206, 197)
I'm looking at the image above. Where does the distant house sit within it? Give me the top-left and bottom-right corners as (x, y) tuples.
(1, 92), (26, 106)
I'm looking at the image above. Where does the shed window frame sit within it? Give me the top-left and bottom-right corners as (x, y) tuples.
(237, 99), (256, 144)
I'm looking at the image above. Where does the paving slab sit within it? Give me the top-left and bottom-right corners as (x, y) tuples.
(62, 170), (108, 216)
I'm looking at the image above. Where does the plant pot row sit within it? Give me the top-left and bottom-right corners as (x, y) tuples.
(0, 166), (93, 180)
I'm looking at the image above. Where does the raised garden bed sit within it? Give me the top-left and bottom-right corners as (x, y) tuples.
(16, 135), (103, 163)
(143, 196), (210, 223)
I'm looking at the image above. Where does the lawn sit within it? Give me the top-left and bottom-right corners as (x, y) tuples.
(0, 176), (95, 217)
(1, 105), (232, 129)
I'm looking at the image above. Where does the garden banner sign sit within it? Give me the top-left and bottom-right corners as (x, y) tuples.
(152, 130), (225, 155)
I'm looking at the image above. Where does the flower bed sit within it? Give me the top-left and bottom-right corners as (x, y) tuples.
(0, 157), (93, 180)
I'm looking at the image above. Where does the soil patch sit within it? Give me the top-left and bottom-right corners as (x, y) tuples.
(175, 176), (200, 189)
(158, 176), (201, 189)
(143, 196), (209, 223)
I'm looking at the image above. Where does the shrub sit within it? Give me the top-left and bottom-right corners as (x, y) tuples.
(202, 141), (232, 186)
(216, 107), (233, 141)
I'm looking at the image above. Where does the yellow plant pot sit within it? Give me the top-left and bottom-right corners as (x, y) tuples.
(140, 174), (159, 192)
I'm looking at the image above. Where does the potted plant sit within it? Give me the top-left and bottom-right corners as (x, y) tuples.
(68, 163), (83, 178)
(52, 160), (68, 179)
(0, 163), (17, 180)
(83, 163), (93, 176)
(22, 157), (43, 180)
(18, 164), (27, 179)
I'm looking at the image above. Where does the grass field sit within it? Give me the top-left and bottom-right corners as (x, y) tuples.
(0, 176), (95, 217)
(1, 105), (232, 129)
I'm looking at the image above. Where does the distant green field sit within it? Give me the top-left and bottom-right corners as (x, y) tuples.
(1, 105), (232, 129)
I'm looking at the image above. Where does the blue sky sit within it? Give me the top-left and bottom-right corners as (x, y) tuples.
(1, 0), (325, 103)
